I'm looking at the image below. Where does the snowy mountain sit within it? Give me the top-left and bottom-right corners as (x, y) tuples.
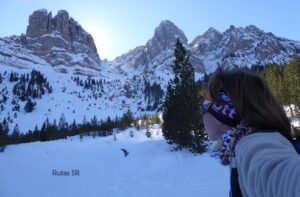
(109, 23), (300, 75)
(190, 25), (300, 73)
(0, 125), (229, 197)
(1, 9), (300, 134)
(109, 20), (205, 75)
(1, 9), (300, 76)
(0, 10), (169, 133)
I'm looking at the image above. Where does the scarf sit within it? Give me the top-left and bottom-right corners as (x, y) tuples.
(211, 124), (253, 166)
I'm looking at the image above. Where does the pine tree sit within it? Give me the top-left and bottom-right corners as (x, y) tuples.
(45, 117), (50, 128)
(24, 98), (36, 113)
(91, 115), (98, 130)
(40, 122), (47, 141)
(70, 119), (78, 135)
(284, 56), (300, 116)
(82, 115), (88, 132)
(2, 119), (9, 137)
(120, 109), (134, 129)
(83, 115), (87, 125)
(265, 65), (286, 104)
(9, 71), (14, 82)
(0, 123), (8, 151)
(52, 119), (58, 135)
(12, 124), (20, 143)
(162, 39), (206, 153)
(58, 113), (68, 133)
(33, 124), (40, 141)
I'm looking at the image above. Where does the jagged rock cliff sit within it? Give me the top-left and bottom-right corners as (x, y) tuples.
(0, 9), (101, 71)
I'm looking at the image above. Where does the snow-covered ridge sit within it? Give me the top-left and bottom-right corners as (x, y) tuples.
(1, 10), (300, 77)
(108, 20), (205, 75)
(109, 22), (300, 75)
(190, 25), (300, 73)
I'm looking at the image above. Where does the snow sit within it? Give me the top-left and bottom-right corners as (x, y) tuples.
(1, 21), (300, 196)
(291, 117), (300, 128)
(284, 105), (298, 118)
(0, 63), (168, 133)
(190, 25), (300, 74)
(0, 37), (49, 69)
(0, 126), (229, 197)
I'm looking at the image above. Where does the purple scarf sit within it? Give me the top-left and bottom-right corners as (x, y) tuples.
(211, 124), (253, 166)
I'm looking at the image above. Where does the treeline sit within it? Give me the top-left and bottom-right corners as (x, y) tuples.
(71, 76), (121, 102)
(72, 75), (165, 112)
(0, 110), (135, 151)
(198, 57), (300, 117)
(0, 70), (52, 115)
(11, 69), (53, 101)
(72, 75), (105, 92)
(251, 57), (300, 116)
(144, 80), (164, 111)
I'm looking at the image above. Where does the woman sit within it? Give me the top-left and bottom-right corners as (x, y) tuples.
(200, 68), (300, 197)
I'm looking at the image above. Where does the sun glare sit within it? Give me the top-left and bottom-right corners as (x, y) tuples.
(84, 25), (112, 60)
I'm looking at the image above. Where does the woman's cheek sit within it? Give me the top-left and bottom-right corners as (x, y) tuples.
(203, 113), (216, 139)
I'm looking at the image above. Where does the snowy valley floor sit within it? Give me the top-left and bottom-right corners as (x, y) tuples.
(0, 126), (229, 197)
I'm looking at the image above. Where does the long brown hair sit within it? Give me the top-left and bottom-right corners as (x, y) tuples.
(206, 67), (291, 136)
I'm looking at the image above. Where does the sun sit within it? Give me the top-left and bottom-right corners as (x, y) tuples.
(84, 24), (112, 60)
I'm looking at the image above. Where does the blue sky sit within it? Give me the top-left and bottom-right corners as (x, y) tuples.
(1, 0), (299, 60)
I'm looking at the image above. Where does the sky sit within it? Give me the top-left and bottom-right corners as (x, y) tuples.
(1, 0), (300, 60)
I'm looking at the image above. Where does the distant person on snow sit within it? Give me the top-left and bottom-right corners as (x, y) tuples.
(200, 68), (300, 197)
(121, 148), (129, 157)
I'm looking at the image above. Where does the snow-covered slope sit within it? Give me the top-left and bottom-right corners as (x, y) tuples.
(0, 64), (169, 133)
(0, 126), (229, 197)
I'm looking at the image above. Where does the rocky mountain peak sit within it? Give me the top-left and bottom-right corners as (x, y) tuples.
(245, 25), (262, 33)
(205, 27), (222, 36)
(190, 27), (223, 55)
(20, 9), (101, 70)
(26, 9), (97, 51)
(193, 25), (300, 72)
(26, 9), (51, 37)
(110, 20), (205, 74)
(53, 10), (71, 41)
(146, 20), (187, 59)
(154, 20), (187, 41)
